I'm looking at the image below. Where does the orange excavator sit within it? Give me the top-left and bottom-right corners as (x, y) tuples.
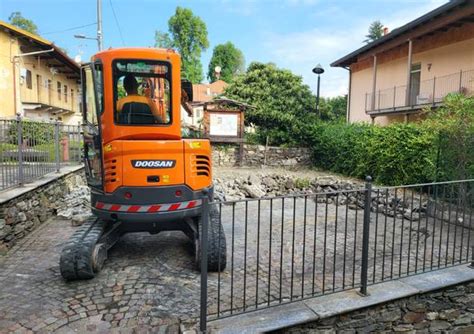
(59, 48), (226, 280)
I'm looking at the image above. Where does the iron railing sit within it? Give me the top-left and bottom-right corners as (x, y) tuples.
(0, 117), (82, 191)
(199, 178), (474, 331)
(365, 69), (474, 112)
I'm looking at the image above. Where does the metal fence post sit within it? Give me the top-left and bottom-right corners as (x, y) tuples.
(55, 120), (60, 173)
(17, 114), (24, 186)
(200, 191), (210, 333)
(393, 86), (396, 109)
(360, 176), (372, 296)
(470, 246), (474, 268)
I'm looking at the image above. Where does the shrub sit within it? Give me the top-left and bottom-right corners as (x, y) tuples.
(305, 122), (438, 185)
(302, 94), (473, 185)
(8, 120), (55, 146)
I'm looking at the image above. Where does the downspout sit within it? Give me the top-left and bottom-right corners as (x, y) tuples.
(10, 39), (17, 118)
(343, 66), (352, 123)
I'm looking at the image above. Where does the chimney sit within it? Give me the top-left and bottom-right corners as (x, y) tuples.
(383, 27), (389, 36)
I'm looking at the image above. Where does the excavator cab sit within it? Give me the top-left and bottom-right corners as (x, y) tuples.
(60, 48), (226, 280)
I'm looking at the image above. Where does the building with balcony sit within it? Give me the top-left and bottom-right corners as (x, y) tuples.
(331, 0), (474, 125)
(0, 21), (81, 125)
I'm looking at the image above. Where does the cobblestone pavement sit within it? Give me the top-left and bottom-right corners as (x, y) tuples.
(0, 217), (201, 333)
(0, 194), (472, 333)
(209, 195), (473, 319)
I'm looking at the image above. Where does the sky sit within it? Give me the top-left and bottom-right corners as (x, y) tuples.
(0, 0), (447, 97)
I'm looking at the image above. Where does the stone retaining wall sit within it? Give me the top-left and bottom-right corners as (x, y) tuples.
(0, 169), (86, 253)
(212, 144), (311, 167)
(281, 281), (474, 333)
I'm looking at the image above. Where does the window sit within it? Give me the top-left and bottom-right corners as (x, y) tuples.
(64, 84), (68, 103)
(71, 88), (74, 106)
(25, 70), (32, 89)
(82, 64), (102, 189)
(94, 63), (104, 113)
(57, 81), (61, 100)
(113, 59), (171, 125)
(83, 67), (98, 126)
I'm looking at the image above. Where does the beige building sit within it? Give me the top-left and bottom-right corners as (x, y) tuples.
(0, 21), (81, 125)
(332, 0), (474, 125)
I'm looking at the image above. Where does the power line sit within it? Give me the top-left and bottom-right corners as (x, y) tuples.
(109, 0), (125, 46)
(42, 22), (97, 35)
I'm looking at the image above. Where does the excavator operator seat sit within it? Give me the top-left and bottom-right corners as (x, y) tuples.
(118, 101), (155, 125)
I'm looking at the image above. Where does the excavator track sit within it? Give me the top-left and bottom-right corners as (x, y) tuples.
(59, 216), (108, 281)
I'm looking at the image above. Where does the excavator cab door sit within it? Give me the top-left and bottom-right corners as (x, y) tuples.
(81, 62), (104, 191)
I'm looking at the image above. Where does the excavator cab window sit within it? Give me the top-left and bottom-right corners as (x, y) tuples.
(114, 59), (171, 125)
(82, 62), (104, 190)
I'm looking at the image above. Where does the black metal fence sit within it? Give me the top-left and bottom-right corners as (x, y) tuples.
(200, 178), (474, 331)
(0, 117), (82, 191)
(365, 69), (474, 112)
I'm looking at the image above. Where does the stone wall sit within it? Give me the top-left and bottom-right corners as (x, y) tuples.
(212, 144), (311, 167)
(281, 281), (474, 333)
(0, 169), (86, 253)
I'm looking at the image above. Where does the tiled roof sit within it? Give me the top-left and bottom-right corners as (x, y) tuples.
(0, 20), (79, 73)
(193, 80), (228, 103)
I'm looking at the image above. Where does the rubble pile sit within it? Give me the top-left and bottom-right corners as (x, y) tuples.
(214, 173), (430, 222)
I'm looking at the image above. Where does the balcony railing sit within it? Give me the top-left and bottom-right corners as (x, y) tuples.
(20, 82), (80, 113)
(365, 69), (474, 113)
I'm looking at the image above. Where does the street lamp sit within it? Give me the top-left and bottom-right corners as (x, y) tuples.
(73, 0), (103, 51)
(312, 64), (325, 116)
(74, 34), (102, 51)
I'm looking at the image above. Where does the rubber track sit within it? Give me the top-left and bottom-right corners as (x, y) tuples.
(59, 217), (106, 281)
(198, 206), (227, 272)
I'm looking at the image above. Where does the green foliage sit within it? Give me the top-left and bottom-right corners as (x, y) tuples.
(9, 12), (38, 35)
(319, 96), (347, 122)
(0, 143), (17, 154)
(154, 31), (174, 49)
(8, 121), (55, 146)
(364, 20), (384, 44)
(33, 143), (56, 162)
(224, 62), (316, 145)
(423, 93), (474, 181)
(294, 178), (311, 189)
(207, 42), (245, 83)
(155, 7), (209, 83)
(306, 122), (437, 185)
(301, 94), (474, 185)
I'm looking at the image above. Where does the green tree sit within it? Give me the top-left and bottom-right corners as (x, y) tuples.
(207, 42), (245, 83)
(364, 20), (384, 44)
(155, 7), (209, 83)
(154, 31), (173, 49)
(224, 62), (316, 145)
(9, 12), (38, 35)
(319, 96), (347, 122)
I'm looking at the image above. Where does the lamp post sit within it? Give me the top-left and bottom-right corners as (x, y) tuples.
(312, 64), (325, 116)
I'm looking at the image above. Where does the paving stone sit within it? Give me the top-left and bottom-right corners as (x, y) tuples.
(430, 320), (451, 331)
(1, 172), (473, 334)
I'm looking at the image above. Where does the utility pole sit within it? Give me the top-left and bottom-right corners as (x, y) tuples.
(97, 0), (103, 51)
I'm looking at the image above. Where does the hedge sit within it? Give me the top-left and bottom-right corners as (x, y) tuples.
(304, 122), (438, 185)
(292, 94), (474, 186)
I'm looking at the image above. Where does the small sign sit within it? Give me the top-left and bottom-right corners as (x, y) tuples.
(209, 113), (238, 136)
